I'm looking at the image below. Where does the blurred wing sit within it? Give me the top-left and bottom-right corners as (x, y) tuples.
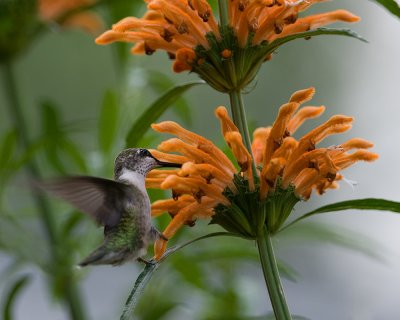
(40, 176), (133, 227)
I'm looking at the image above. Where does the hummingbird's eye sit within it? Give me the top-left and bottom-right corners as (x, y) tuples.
(138, 149), (151, 157)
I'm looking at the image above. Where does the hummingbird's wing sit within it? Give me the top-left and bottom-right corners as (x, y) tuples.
(41, 176), (133, 227)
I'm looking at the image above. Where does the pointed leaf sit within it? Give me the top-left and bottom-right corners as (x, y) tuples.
(147, 70), (192, 125)
(40, 101), (67, 173)
(266, 28), (367, 56)
(285, 198), (400, 229)
(371, 0), (400, 18)
(0, 130), (17, 170)
(99, 90), (119, 154)
(120, 232), (238, 320)
(2, 275), (31, 320)
(125, 80), (205, 148)
(120, 263), (159, 320)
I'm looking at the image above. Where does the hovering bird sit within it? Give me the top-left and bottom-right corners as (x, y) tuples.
(42, 148), (181, 266)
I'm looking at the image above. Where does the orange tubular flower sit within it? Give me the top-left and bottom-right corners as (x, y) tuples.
(148, 88), (378, 259)
(39, 0), (103, 34)
(96, 0), (359, 92)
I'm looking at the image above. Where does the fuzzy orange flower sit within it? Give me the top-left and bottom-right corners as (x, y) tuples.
(96, 0), (359, 91)
(147, 88), (378, 259)
(39, 0), (103, 34)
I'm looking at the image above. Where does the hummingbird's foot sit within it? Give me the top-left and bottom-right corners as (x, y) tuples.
(137, 257), (155, 266)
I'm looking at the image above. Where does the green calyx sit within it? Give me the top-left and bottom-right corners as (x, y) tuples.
(264, 180), (300, 234)
(211, 175), (300, 237)
(191, 26), (271, 93)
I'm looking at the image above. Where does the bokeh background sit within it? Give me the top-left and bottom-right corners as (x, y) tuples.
(1, 0), (400, 319)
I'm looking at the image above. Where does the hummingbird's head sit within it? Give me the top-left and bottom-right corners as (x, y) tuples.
(114, 148), (181, 178)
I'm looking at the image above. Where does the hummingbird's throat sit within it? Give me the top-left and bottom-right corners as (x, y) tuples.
(119, 169), (146, 191)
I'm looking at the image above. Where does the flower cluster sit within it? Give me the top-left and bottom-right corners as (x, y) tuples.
(96, 0), (359, 91)
(146, 88), (378, 259)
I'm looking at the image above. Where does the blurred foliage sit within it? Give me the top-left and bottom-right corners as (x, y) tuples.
(0, 0), (38, 61)
(0, 0), (399, 319)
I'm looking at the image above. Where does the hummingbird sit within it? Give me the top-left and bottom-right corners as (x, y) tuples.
(42, 148), (181, 266)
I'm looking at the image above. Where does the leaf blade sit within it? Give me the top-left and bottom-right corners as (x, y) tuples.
(266, 28), (367, 57)
(2, 275), (31, 320)
(371, 0), (400, 18)
(99, 90), (119, 154)
(120, 232), (240, 320)
(125, 80), (205, 148)
(284, 198), (400, 230)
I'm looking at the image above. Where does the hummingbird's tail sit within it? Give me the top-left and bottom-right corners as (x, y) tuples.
(78, 245), (131, 267)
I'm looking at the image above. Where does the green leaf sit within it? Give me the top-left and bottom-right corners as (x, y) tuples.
(2, 275), (31, 320)
(285, 198), (400, 229)
(125, 80), (205, 148)
(120, 262), (159, 320)
(266, 28), (367, 56)
(147, 70), (192, 125)
(41, 101), (67, 173)
(371, 0), (400, 18)
(120, 232), (239, 320)
(98, 90), (119, 154)
(0, 130), (17, 170)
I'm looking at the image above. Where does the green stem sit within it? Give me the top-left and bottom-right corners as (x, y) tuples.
(1, 60), (86, 320)
(218, 0), (230, 27)
(228, 89), (291, 319)
(228, 90), (256, 174)
(257, 227), (292, 319)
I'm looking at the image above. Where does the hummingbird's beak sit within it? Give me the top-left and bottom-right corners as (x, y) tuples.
(155, 159), (182, 168)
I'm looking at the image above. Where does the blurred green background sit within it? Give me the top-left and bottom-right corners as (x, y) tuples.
(1, 0), (400, 319)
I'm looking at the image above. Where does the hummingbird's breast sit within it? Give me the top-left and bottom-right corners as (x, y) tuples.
(116, 169), (153, 248)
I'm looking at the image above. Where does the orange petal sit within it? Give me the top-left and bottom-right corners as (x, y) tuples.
(289, 87), (315, 104)
(333, 150), (379, 170)
(215, 106), (239, 136)
(260, 157), (286, 198)
(282, 149), (328, 188)
(179, 162), (235, 190)
(252, 127), (271, 165)
(287, 106), (325, 134)
(270, 10), (360, 42)
(263, 102), (299, 166)
(148, 149), (189, 164)
(271, 137), (298, 160)
(151, 195), (196, 216)
(289, 115), (353, 162)
(160, 175), (229, 204)
(152, 121), (237, 175)
(224, 131), (255, 191)
(338, 138), (375, 151)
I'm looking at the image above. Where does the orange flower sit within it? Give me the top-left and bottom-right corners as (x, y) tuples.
(39, 0), (103, 34)
(148, 88), (377, 259)
(96, 0), (359, 91)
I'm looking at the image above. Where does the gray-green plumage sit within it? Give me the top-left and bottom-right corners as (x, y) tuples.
(42, 148), (180, 266)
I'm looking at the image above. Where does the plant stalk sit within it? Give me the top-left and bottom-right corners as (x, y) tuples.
(257, 226), (292, 320)
(1, 60), (86, 320)
(227, 88), (291, 319)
